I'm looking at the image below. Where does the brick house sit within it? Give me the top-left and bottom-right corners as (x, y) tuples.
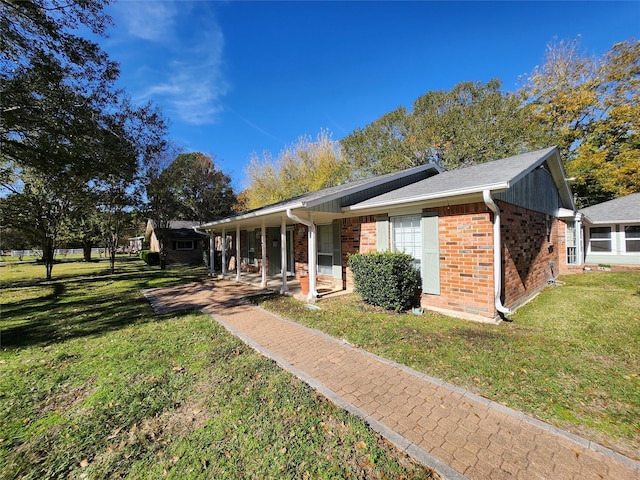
(145, 220), (207, 265)
(196, 147), (581, 323)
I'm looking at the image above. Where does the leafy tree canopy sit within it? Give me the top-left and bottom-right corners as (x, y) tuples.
(159, 152), (237, 223)
(519, 37), (640, 205)
(340, 79), (546, 176)
(243, 129), (350, 210)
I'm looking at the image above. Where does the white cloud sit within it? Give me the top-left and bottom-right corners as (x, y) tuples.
(141, 27), (229, 125)
(112, 2), (230, 125)
(116, 1), (178, 42)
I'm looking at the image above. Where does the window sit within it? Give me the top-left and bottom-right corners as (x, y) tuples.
(176, 240), (194, 250)
(589, 227), (611, 253)
(392, 214), (421, 271)
(625, 225), (640, 253)
(566, 223), (577, 264)
(317, 224), (334, 276)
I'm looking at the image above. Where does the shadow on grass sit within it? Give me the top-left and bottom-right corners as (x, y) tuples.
(0, 268), (210, 350)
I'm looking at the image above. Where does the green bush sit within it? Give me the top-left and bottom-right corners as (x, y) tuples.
(139, 250), (160, 266)
(347, 251), (422, 312)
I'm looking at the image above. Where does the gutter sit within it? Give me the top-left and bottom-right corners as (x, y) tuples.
(286, 209), (318, 300)
(482, 190), (512, 316)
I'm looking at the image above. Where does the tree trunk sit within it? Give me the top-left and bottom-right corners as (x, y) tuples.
(110, 249), (116, 274)
(43, 239), (55, 281)
(83, 240), (93, 262)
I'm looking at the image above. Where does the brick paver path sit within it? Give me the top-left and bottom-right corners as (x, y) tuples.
(143, 281), (640, 480)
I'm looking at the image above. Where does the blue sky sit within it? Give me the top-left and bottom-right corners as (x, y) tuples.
(99, 1), (639, 190)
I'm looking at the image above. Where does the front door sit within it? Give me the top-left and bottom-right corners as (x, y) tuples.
(267, 227), (294, 275)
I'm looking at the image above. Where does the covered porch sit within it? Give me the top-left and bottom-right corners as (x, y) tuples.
(194, 208), (344, 302)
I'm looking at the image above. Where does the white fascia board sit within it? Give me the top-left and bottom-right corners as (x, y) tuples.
(344, 183), (509, 212)
(557, 208), (578, 219)
(586, 218), (640, 225)
(196, 202), (305, 231)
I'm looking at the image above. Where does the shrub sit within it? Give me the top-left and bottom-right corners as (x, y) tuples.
(139, 250), (160, 266)
(347, 251), (422, 312)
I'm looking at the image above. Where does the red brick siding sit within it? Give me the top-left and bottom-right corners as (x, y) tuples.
(422, 203), (496, 317)
(500, 201), (559, 309)
(293, 224), (308, 277)
(340, 215), (380, 288)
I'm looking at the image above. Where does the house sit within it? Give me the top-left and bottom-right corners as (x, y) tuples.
(579, 192), (640, 268)
(127, 235), (144, 254)
(196, 146), (581, 323)
(145, 220), (207, 265)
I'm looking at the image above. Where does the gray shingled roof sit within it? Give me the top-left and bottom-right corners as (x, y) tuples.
(198, 163), (440, 228)
(580, 192), (640, 224)
(348, 147), (561, 210)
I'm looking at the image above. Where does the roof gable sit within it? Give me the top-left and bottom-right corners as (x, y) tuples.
(347, 147), (573, 211)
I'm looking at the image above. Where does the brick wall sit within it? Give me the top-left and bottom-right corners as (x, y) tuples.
(422, 203), (496, 318)
(499, 201), (559, 309)
(340, 215), (379, 288)
(338, 201), (562, 321)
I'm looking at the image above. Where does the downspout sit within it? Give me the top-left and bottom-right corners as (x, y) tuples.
(482, 190), (512, 316)
(286, 209), (318, 300)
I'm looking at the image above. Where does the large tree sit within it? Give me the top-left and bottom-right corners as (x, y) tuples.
(243, 130), (349, 209)
(1, 0), (169, 278)
(340, 79), (544, 176)
(160, 152), (236, 223)
(519, 38), (640, 205)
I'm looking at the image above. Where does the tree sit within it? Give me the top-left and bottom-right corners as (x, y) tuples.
(340, 107), (414, 176)
(1, 0), (119, 179)
(519, 38), (640, 205)
(1, 0), (169, 278)
(340, 79), (544, 175)
(160, 152), (236, 223)
(243, 130), (350, 209)
(0, 169), (72, 279)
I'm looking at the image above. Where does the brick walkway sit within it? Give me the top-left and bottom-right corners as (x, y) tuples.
(143, 280), (640, 480)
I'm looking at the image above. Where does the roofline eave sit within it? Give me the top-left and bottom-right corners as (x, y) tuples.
(344, 183), (510, 213)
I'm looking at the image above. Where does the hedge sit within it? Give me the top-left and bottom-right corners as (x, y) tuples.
(347, 251), (422, 312)
(139, 250), (160, 266)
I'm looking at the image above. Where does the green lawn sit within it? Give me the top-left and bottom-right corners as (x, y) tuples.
(252, 272), (640, 461)
(0, 260), (435, 479)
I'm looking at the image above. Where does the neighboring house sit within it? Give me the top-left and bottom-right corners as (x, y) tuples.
(196, 147), (581, 323)
(579, 192), (640, 267)
(145, 220), (207, 265)
(127, 235), (144, 254)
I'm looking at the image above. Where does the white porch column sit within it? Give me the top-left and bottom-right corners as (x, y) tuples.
(286, 209), (317, 300)
(209, 230), (215, 275)
(221, 227), (227, 277)
(236, 225), (241, 281)
(280, 216), (289, 293)
(261, 220), (267, 288)
(307, 221), (318, 299)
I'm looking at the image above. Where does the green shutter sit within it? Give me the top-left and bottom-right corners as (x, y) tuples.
(421, 212), (440, 295)
(376, 217), (389, 251)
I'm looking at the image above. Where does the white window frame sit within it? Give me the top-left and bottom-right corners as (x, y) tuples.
(391, 214), (422, 271)
(176, 240), (195, 251)
(622, 224), (640, 254)
(317, 223), (334, 276)
(587, 226), (613, 255)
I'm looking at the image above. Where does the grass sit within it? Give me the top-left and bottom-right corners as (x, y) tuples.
(0, 260), (435, 479)
(251, 272), (640, 461)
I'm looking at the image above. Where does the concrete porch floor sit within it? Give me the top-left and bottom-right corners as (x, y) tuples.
(212, 271), (351, 303)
